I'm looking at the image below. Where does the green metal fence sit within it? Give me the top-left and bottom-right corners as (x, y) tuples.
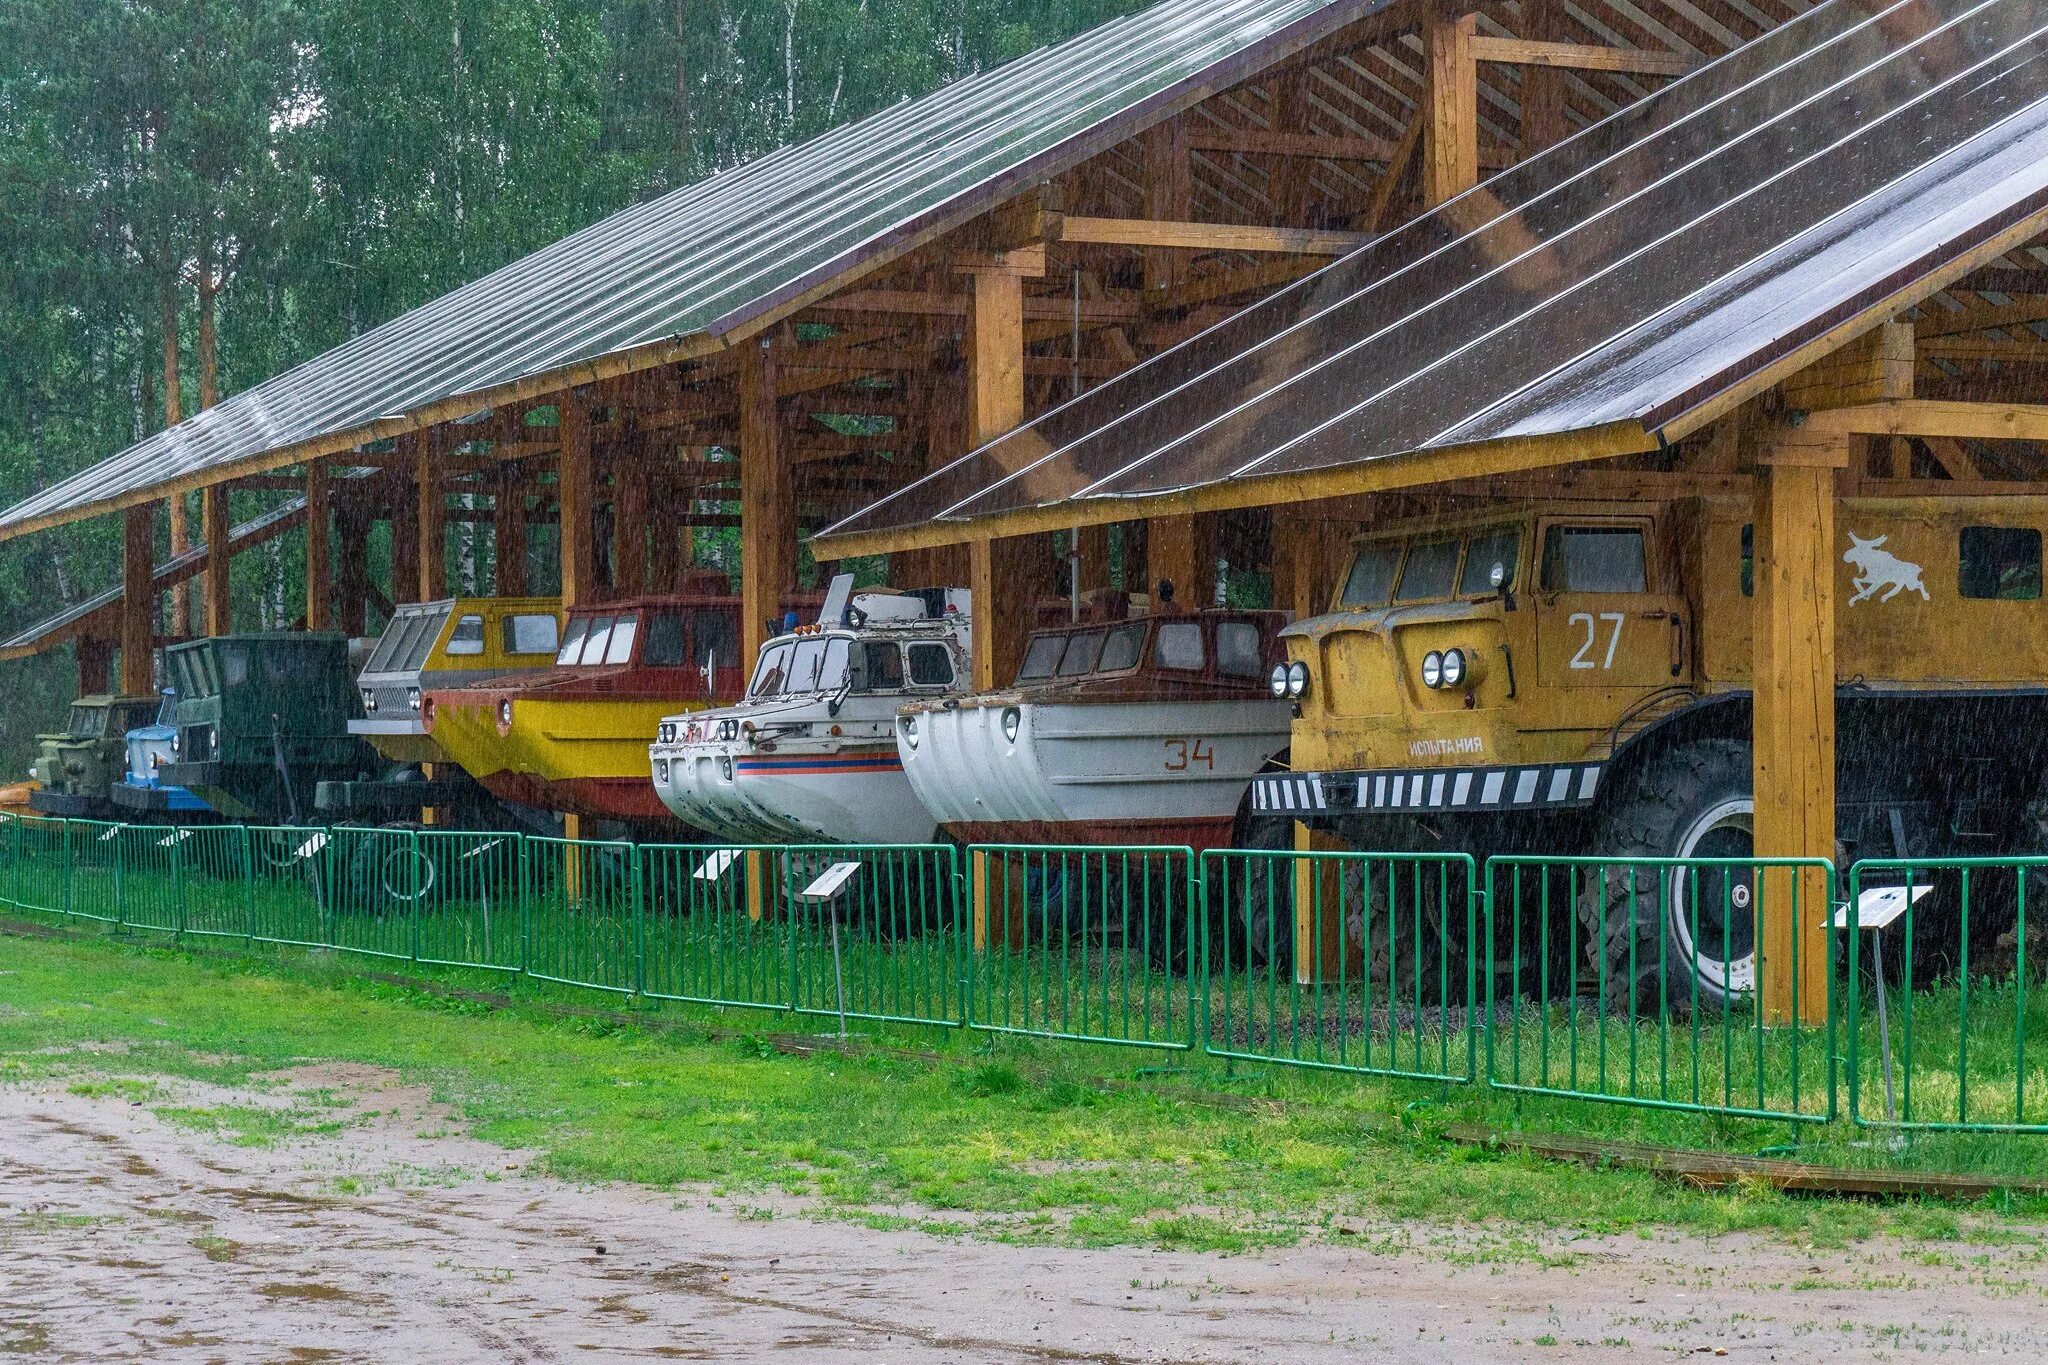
(1484, 855), (1838, 1124)
(1845, 858), (2048, 1133)
(14, 812), (2048, 1139)
(1202, 848), (1479, 1082)
(964, 844), (1198, 1050)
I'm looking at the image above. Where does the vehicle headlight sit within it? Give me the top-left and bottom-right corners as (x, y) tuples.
(169, 732), (180, 755)
(657, 722), (673, 744)
(407, 687), (422, 712)
(1285, 660), (1310, 700)
(653, 758), (670, 783)
(1268, 663), (1290, 699)
(901, 715), (919, 750)
(1439, 648), (1467, 689)
(498, 700), (513, 726)
(361, 687), (377, 712)
(1001, 707), (1021, 744)
(1421, 651), (1444, 690)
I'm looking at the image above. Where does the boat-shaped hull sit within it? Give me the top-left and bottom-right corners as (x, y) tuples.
(901, 696), (1290, 851)
(428, 692), (713, 825)
(656, 741), (930, 844)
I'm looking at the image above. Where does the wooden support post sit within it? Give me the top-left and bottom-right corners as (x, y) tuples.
(647, 467), (680, 590)
(1752, 432), (1843, 1028)
(1075, 523), (1110, 598)
(1423, 12), (1481, 207)
(389, 478), (419, 607)
(559, 394), (595, 609)
(77, 637), (113, 697)
(613, 458), (648, 596)
(1147, 513), (1215, 608)
(740, 336), (795, 665)
(962, 265), (1038, 689)
(1268, 69), (1314, 225)
(1143, 119), (1192, 294)
(336, 503), (370, 637)
(305, 461), (331, 632)
(121, 503), (154, 697)
(1292, 821), (1353, 984)
(1517, 0), (1568, 160)
(414, 435), (446, 601)
(167, 496), (191, 637)
(202, 485), (231, 636)
(495, 466), (528, 596)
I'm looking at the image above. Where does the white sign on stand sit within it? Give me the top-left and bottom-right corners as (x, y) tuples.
(1830, 883), (1931, 931)
(693, 848), (743, 881)
(799, 861), (863, 904)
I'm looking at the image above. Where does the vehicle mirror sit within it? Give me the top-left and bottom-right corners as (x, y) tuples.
(1491, 560), (1516, 611)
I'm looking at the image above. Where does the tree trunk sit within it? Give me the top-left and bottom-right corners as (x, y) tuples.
(196, 237), (218, 411)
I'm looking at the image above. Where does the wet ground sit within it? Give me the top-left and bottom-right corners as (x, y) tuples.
(2, 1066), (2044, 1361)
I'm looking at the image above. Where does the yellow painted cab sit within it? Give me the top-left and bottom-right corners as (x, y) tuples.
(352, 597), (563, 766)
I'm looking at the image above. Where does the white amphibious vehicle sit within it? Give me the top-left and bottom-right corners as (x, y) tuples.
(649, 577), (972, 844)
(896, 610), (1294, 851)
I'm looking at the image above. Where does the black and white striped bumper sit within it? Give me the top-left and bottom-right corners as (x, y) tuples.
(1252, 762), (1602, 817)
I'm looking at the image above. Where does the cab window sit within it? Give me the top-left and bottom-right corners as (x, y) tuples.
(1542, 525), (1647, 593)
(445, 614), (485, 656)
(555, 617), (591, 665)
(1960, 526), (2042, 600)
(503, 613), (559, 655)
(862, 642), (905, 690)
(749, 641), (793, 696)
(640, 611), (686, 667)
(1155, 621), (1205, 671)
(1459, 528), (1520, 596)
(906, 642), (954, 687)
(1057, 630), (1106, 677)
(1339, 545), (1399, 607)
(1394, 540), (1459, 602)
(398, 610), (443, 671)
(574, 616), (616, 665)
(1098, 622), (1148, 672)
(603, 613), (639, 665)
(1018, 634), (1065, 681)
(1216, 621), (1263, 678)
(220, 643), (250, 688)
(693, 610), (738, 672)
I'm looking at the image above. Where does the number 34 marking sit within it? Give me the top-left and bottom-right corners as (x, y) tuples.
(1568, 612), (1626, 670)
(1164, 738), (1216, 771)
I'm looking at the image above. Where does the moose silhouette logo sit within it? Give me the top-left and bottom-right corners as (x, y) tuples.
(1843, 533), (1929, 605)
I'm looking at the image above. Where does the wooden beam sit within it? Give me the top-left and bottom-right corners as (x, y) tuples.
(813, 290), (1140, 322)
(1467, 35), (1695, 75)
(1782, 322), (1916, 412)
(1799, 398), (2048, 442)
(612, 457), (648, 596)
(1423, 13), (1480, 208)
(1950, 266), (2048, 297)
(121, 503), (154, 696)
(1914, 298), (2048, 340)
(1186, 128), (1401, 162)
(1146, 513), (1216, 608)
(1752, 435), (1840, 1030)
(1143, 117), (1191, 295)
(1058, 216), (1371, 255)
(336, 502), (370, 637)
(411, 435), (446, 601)
(494, 465), (528, 596)
(559, 394), (595, 608)
(962, 265), (1039, 691)
(202, 485), (231, 635)
(740, 336), (794, 666)
(1518, 0), (1568, 159)
(305, 461), (331, 631)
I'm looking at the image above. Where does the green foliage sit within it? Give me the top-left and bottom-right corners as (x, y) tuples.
(0, 0), (1156, 772)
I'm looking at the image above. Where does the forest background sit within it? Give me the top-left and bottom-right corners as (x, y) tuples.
(0, 0), (1144, 771)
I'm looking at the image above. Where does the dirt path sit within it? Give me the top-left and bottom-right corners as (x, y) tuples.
(1, 1068), (2043, 1362)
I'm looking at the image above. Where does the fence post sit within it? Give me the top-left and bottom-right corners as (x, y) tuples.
(239, 826), (256, 946)
(517, 833), (531, 978)
(112, 825), (127, 933)
(409, 829), (423, 964)
(632, 842), (647, 999)
(173, 827), (188, 940)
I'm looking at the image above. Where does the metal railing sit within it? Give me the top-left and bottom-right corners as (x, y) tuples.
(5, 810), (2048, 1137)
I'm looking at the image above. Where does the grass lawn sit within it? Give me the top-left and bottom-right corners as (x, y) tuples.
(4, 920), (2047, 1259)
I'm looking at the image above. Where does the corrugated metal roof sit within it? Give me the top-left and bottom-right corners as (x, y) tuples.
(0, 0), (1386, 541)
(0, 498), (307, 659)
(819, 0), (2048, 547)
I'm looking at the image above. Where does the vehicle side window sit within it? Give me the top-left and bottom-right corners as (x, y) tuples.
(556, 617), (590, 665)
(1394, 540), (1459, 602)
(1017, 634), (1064, 681)
(604, 614), (639, 665)
(577, 616), (616, 665)
(221, 643), (250, 688)
(503, 614), (560, 655)
(1542, 525), (1647, 593)
(750, 641), (793, 697)
(640, 612), (686, 667)
(906, 642), (954, 687)
(862, 642), (905, 691)
(401, 610), (445, 670)
(1098, 622), (1148, 672)
(1058, 630), (1106, 677)
(694, 610), (737, 671)
(1960, 526), (2042, 600)
(1215, 622), (1263, 677)
(1155, 621), (1205, 671)
(1339, 546), (1399, 607)
(1458, 528), (1521, 596)
(445, 615), (485, 655)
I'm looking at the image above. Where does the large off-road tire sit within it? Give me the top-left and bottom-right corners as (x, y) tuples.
(1580, 739), (1758, 1015)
